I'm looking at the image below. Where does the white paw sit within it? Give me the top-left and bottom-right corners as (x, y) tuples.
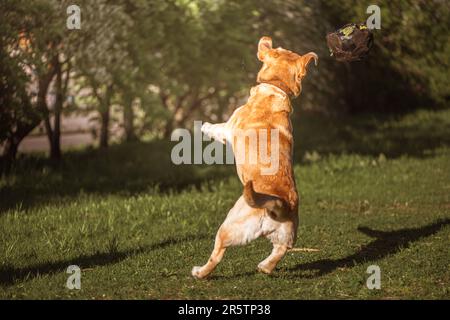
(257, 262), (273, 274)
(201, 122), (212, 135)
(191, 266), (204, 279)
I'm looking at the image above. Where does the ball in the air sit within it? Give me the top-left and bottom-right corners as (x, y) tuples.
(326, 23), (374, 62)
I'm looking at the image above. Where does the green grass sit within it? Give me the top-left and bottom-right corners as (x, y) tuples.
(1, 109), (450, 299)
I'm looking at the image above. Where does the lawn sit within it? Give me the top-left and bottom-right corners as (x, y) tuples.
(0, 109), (449, 299)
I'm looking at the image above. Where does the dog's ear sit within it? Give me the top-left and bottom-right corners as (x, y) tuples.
(297, 52), (318, 78)
(301, 52), (318, 68)
(257, 36), (273, 61)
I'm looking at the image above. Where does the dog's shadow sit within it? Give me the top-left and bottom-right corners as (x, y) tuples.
(212, 218), (450, 280)
(282, 218), (450, 278)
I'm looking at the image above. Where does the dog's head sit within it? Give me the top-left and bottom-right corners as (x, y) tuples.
(256, 36), (318, 97)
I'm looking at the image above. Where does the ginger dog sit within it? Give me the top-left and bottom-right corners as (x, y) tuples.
(192, 36), (318, 278)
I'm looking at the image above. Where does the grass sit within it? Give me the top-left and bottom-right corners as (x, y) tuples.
(0, 109), (449, 299)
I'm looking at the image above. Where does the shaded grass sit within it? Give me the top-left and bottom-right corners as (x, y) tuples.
(293, 108), (450, 161)
(0, 109), (449, 299)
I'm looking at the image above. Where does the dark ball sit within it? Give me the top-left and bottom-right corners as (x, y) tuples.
(326, 23), (374, 62)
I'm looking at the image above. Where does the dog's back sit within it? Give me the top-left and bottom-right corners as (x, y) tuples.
(227, 83), (299, 218)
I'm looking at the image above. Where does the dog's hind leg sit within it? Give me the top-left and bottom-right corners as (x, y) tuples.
(192, 196), (264, 279)
(257, 221), (297, 274)
(257, 244), (288, 274)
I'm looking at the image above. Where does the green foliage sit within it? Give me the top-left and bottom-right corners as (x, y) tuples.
(0, 48), (35, 143)
(1, 0), (448, 157)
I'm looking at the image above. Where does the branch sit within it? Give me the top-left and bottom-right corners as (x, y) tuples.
(62, 60), (71, 96)
(180, 90), (216, 124)
(159, 91), (170, 109)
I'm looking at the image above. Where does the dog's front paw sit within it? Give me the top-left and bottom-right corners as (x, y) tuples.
(191, 266), (205, 279)
(201, 122), (212, 135)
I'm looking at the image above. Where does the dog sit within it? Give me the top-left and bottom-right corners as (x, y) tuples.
(192, 36), (318, 278)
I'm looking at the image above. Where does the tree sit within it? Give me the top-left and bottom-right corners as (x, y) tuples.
(0, 0), (63, 169)
(72, 0), (134, 148)
(126, 0), (262, 138)
(1, 0), (447, 170)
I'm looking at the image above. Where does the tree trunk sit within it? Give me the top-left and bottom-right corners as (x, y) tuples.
(1, 137), (19, 174)
(43, 58), (63, 160)
(50, 59), (63, 160)
(99, 86), (113, 148)
(163, 119), (174, 139)
(123, 96), (137, 142)
(100, 107), (110, 148)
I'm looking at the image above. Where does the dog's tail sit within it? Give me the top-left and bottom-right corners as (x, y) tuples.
(243, 181), (290, 220)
